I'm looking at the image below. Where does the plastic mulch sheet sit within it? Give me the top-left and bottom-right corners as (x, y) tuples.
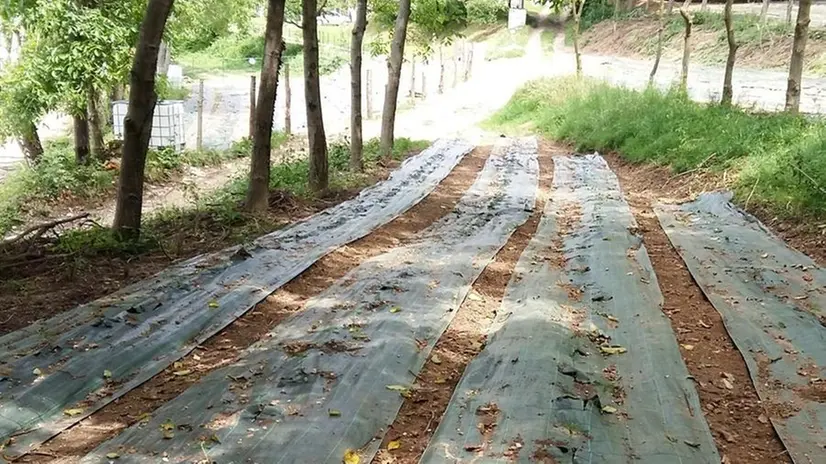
(0, 139), (473, 459)
(656, 192), (826, 464)
(423, 154), (719, 464)
(80, 138), (538, 463)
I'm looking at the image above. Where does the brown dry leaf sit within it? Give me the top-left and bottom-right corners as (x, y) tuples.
(431, 354), (442, 365)
(721, 379), (734, 390)
(387, 440), (401, 451)
(698, 320), (712, 329)
(758, 414), (769, 424)
(173, 370), (192, 376)
(681, 344), (695, 351)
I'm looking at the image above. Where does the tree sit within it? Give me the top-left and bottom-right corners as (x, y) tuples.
(112, 0), (175, 239)
(786, 0), (811, 113)
(650, 0), (665, 83)
(304, 0), (329, 192)
(721, 0), (737, 106)
(350, 0), (368, 172)
(245, 0), (288, 212)
(679, 9), (692, 90)
(571, 0), (587, 78)
(73, 112), (90, 164)
(787, 0), (794, 24)
(88, 90), (106, 159)
(378, 0), (412, 159)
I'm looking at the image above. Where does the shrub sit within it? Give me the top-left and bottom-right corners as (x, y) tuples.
(467, 0), (508, 24)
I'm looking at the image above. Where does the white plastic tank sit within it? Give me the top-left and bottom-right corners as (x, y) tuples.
(112, 100), (186, 151)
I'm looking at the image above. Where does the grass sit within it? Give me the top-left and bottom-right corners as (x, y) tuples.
(541, 29), (556, 55)
(51, 137), (430, 256)
(0, 135), (287, 236)
(484, 26), (533, 60)
(486, 77), (826, 219)
(177, 25), (350, 78)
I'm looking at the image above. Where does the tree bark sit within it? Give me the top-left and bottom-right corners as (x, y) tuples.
(112, 0), (175, 239)
(760, 0), (771, 23)
(378, 0), (412, 159)
(245, 0), (287, 213)
(573, 0), (586, 77)
(304, 0), (329, 192)
(650, 0), (665, 83)
(680, 9), (692, 89)
(88, 90), (106, 160)
(722, 0), (738, 106)
(18, 122), (43, 164)
(74, 112), (90, 165)
(786, 0), (811, 113)
(350, 0), (367, 172)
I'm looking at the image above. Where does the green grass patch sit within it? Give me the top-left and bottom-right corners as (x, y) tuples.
(541, 29), (556, 55)
(485, 26), (533, 60)
(486, 77), (826, 219)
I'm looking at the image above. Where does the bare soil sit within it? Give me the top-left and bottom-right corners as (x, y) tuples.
(372, 141), (559, 464)
(606, 153), (791, 464)
(16, 147), (492, 463)
(582, 16), (826, 75)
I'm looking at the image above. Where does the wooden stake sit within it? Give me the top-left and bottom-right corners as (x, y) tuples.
(284, 63), (291, 135)
(422, 71), (427, 98)
(366, 68), (373, 119)
(196, 79), (204, 151)
(249, 75), (256, 139)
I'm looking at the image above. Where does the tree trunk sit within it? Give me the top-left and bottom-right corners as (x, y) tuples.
(680, 9), (692, 89)
(786, 0), (811, 113)
(304, 0), (329, 192)
(573, 0), (586, 77)
(112, 0), (175, 239)
(158, 41), (171, 75)
(787, 0), (794, 24)
(18, 122), (43, 164)
(350, 0), (367, 172)
(650, 1), (665, 83)
(702, 0), (708, 12)
(378, 0), (412, 159)
(88, 90), (106, 160)
(760, 0), (771, 23)
(74, 112), (90, 165)
(722, 0), (738, 106)
(245, 0), (287, 213)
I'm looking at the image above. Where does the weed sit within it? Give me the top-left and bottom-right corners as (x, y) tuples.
(486, 76), (826, 218)
(485, 27), (533, 60)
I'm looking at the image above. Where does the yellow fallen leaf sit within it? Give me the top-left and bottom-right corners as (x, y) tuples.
(63, 408), (84, 417)
(137, 412), (151, 423)
(389, 307), (401, 313)
(208, 300), (219, 308)
(103, 369), (112, 379)
(328, 409), (341, 417)
(343, 449), (360, 464)
(163, 430), (175, 439)
(105, 452), (120, 459)
(387, 440), (401, 451)
(385, 385), (412, 398)
(32, 368), (42, 376)
(173, 370), (192, 376)
(601, 405), (617, 414)
(681, 344), (695, 351)
(600, 346), (627, 355)
(161, 420), (175, 431)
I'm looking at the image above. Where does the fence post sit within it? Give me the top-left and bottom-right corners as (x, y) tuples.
(197, 80), (204, 151)
(409, 56), (416, 98)
(284, 63), (291, 135)
(464, 45), (474, 82)
(366, 68), (373, 119)
(438, 47), (445, 94)
(452, 45), (459, 88)
(422, 71), (427, 98)
(249, 75), (256, 139)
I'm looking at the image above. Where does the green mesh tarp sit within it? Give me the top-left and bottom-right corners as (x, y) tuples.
(423, 154), (719, 464)
(656, 192), (826, 464)
(80, 138), (538, 463)
(0, 140), (473, 459)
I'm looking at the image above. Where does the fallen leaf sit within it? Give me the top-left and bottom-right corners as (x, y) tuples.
(758, 414), (769, 424)
(684, 440), (700, 448)
(761, 253), (769, 259)
(161, 420), (175, 431)
(105, 452), (120, 459)
(721, 379), (734, 390)
(387, 440), (401, 451)
(681, 344), (695, 351)
(137, 412), (151, 423)
(63, 408), (84, 417)
(721, 372), (735, 381)
(698, 320), (712, 329)
(385, 385), (412, 398)
(173, 362), (183, 369)
(431, 354), (442, 365)
(103, 369), (112, 379)
(389, 307), (401, 314)
(599, 345), (627, 355)
(208, 300), (219, 308)
(163, 430), (175, 440)
(193, 354), (201, 361)
(32, 368), (42, 376)
(343, 449), (360, 464)
(601, 405), (617, 414)
(328, 409), (341, 417)
(467, 292), (483, 302)
(173, 370), (192, 376)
